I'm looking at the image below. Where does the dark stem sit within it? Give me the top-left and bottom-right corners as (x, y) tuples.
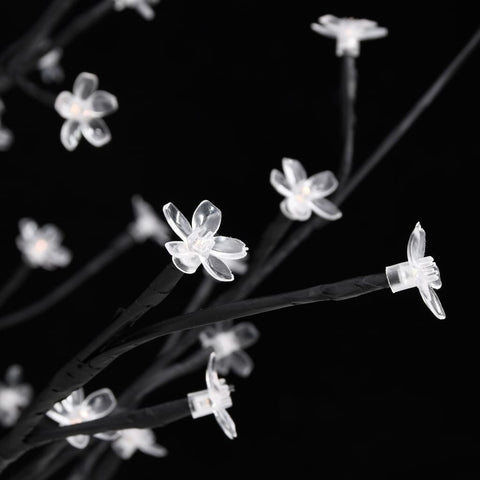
(0, 232), (135, 331)
(0, 263), (31, 309)
(65, 442), (110, 480)
(89, 450), (122, 480)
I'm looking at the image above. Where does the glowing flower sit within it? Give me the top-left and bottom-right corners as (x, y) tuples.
(270, 158), (342, 221)
(0, 99), (13, 152)
(199, 322), (260, 377)
(386, 222), (445, 319)
(37, 48), (64, 84)
(113, 0), (159, 20)
(54, 72), (118, 151)
(16, 218), (71, 270)
(163, 200), (248, 282)
(128, 195), (170, 245)
(0, 365), (33, 428)
(188, 353), (236, 439)
(311, 15), (388, 57)
(46, 388), (117, 449)
(112, 428), (168, 459)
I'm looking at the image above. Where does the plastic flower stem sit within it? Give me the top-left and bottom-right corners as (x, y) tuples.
(65, 442), (110, 480)
(0, 263), (31, 309)
(34, 443), (82, 480)
(90, 450), (122, 480)
(0, 232), (135, 332)
(26, 399), (191, 447)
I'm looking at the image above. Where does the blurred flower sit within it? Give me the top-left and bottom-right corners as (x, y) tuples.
(128, 195), (170, 245)
(55, 72), (118, 151)
(163, 200), (248, 282)
(113, 0), (159, 20)
(270, 158), (342, 221)
(0, 365), (33, 428)
(16, 218), (71, 270)
(0, 99), (13, 152)
(46, 388), (117, 449)
(311, 14), (387, 57)
(112, 428), (168, 459)
(37, 48), (64, 84)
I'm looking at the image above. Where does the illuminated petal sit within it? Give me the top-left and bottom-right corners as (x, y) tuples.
(307, 171), (338, 198)
(214, 408), (237, 440)
(407, 222), (426, 265)
(54, 91), (75, 119)
(192, 200), (222, 235)
(202, 255), (233, 282)
(211, 236), (247, 260)
(282, 158), (307, 187)
(60, 120), (82, 151)
(172, 254), (201, 274)
(270, 169), (292, 197)
(82, 388), (116, 421)
(418, 282), (446, 320)
(232, 322), (260, 349)
(280, 198), (311, 221)
(309, 197), (342, 220)
(81, 118), (111, 147)
(229, 350), (254, 377)
(87, 90), (118, 117)
(163, 203), (192, 241)
(67, 434), (90, 449)
(73, 72), (98, 100)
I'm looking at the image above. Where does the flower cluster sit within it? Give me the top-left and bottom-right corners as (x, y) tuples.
(0, 365), (33, 428)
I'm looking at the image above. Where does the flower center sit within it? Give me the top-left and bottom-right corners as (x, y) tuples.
(293, 182), (311, 203)
(187, 229), (215, 258)
(34, 239), (49, 254)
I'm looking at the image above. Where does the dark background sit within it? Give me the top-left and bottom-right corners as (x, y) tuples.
(0, 1), (478, 478)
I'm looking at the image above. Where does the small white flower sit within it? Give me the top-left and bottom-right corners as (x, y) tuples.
(55, 72), (118, 151)
(386, 222), (445, 319)
(37, 48), (64, 84)
(311, 14), (388, 57)
(114, 0), (159, 20)
(270, 158), (342, 221)
(200, 322), (260, 378)
(16, 218), (72, 270)
(0, 99), (13, 152)
(188, 353), (236, 439)
(112, 428), (168, 460)
(163, 200), (248, 282)
(128, 195), (170, 245)
(46, 388), (117, 449)
(0, 365), (33, 428)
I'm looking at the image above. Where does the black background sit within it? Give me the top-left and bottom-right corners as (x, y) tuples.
(0, 1), (478, 478)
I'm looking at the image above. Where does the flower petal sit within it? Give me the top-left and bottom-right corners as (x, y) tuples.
(47, 246), (72, 268)
(163, 203), (192, 241)
(73, 72), (98, 100)
(358, 27), (388, 41)
(407, 222), (426, 265)
(192, 200), (222, 235)
(232, 322), (260, 349)
(214, 408), (237, 440)
(307, 171), (339, 198)
(201, 256), (234, 282)
(81, 118), (111, 147)
(418, 283), (446, 320)
(54, 91), (75, 119)
(172, 254), (201, 274)
(82, 388), (116, 421)
(60, 119), (82, 151)
(229, 350), (254, 378)
(282, 158), (307, 187)
(86, 90), (118, 117)
(18, 218), (37, 240)
(67, 434), (90, 449)
(270, 169), (292, 197)
(211, 236), (247, 260)
(309, 197), (342, 221)
(46, 409), (68, 425)
(165, 241), (189, 257)
(280, 198), (311, 221)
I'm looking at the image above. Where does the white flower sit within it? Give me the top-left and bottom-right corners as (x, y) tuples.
(37, 48), (64, 84)
(54, 72), (118, 151)
(199, 322), (260, 377)
(188, 353), (236, 439)
(0, 365), (33, 428)
(386, 222), (445, 319)
(311, 14), (388, 57)
(0, 99), (13, 152)
(112, 428), (168, 459)
(270, 158), (342, 221)
(128, 195), (170, 245)
(113, 0), (159, 20)
(46, 388), (117, 449)
(16, 218), (72, 270)
(163, 200), (248, 282)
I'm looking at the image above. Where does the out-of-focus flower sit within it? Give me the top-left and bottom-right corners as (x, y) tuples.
(112, 428), (168, 459)
(55, 72), (118, 151)
(311, 14), (388, 57)
(0, 365), (33, 428)
(16, 218), (72, 270)
(386, 222), (445, 319)
(188, 353), (236, 439)
(0, 99), (13, 152)
(113, 0), (160, 20)
(128, 195), (170, 245)
(37, 48), (65, 84)
(199, 322), (260, 377)
(163, 200), (248, 282)
(46, 388), (117, 449)
(270, 158), (342, 221)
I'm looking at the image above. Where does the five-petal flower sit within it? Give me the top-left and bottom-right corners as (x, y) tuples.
(54, 72), (118, 151)
(270, 158), (342, 221)
(46, 388), (117, 449)
(0, 365), (33, 428)
(16, 218), (72, 270)
(187, 353), (236, 439)
(113, 0), (159, 20)
(199, 322), (260, 378)
(128, 195), (170, 245)
(386, 222), (445, 319)
(112, 428), (168, 459)
(163, 200), (248, 282)
(311, 14), (388, 57)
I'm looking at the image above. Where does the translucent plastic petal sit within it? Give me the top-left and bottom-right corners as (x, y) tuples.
(70, 389), (85, 407)
(282, 158), (307, 186)
(165, 241), (190, 257)
(5, 365), (22, 385)
(136, 2), (156, 20)
(214, 408), (237, 440)
(54, 91), (75, 119)
(229, 350), (254, 377)
(163, 203), (192, 241)
(202, 255), (234, 282)
(95, 431), (120, 441)
(40, 224), (62, 243)
(172, 254), (202, 274)
(309, 197), (342, 220)
(60, 119), (82, 151)
(311, 22), (336, 38)
(270, 169), (292, 197)
(280, 198), (311, 221)
(45, 409), (68, 425)
(81, 118), (111, 147)
(87, 90), (118, 117)
(112, 439), (134, 459)
(359, 27), (388, 40)
(232, 322), (260, 349)
(48, 246), (72, 267)
(82, 388), (116, 421)
(211, 236), (247, 260)
(18, 218), (37, 240)
(73, 72), (98, 100)
(307, 171), (339, 198)
(205, 353), (218, 393)
(418, 282), (446, 320)
(67, 434), (90, 449)
(407, 222), (426, 265)
(140, 441), (168, 457)
(214, 356), (232, 376)
(192, 200), (222, 235)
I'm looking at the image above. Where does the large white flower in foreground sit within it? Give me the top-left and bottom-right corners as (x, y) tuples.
(270, 158), (342, 221)
(46, 388), (117, 449)
(163, 200), (248, 282)
(0, 365), (33, 428)
(112, 428), (168, 459)
(55, 72), (118, 151)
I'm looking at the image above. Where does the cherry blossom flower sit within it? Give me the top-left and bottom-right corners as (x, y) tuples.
(37, 48), (64, 84)
(0, 365), (33, 428)
(112, 428), (168, 459)
(114, 0), (159, 20)
(128, 195), (170, 245)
